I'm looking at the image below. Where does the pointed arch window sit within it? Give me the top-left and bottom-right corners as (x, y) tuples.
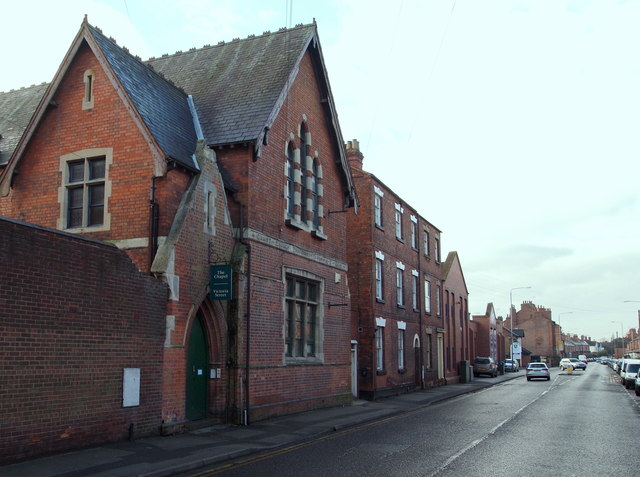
(300, 123), (309, 222)
(286, 142), (295, 218)
(311, 159), (319, 227)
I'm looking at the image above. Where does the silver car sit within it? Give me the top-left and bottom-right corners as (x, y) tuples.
(526, 362), (550, 381)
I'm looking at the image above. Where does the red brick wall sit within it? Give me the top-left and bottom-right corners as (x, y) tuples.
(0, 42), (192, 273)
(0, 217), (167, 463)
(346, 150), (445, 398)
(213, 50), (354, 420)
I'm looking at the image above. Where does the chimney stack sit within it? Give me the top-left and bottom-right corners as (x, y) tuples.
(346, 139), (363, 170)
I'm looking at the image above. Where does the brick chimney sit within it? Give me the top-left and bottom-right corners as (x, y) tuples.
(346, 139), (364, 171)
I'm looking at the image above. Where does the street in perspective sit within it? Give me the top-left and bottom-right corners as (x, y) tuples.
(2, 2), (640, 476)
(169, 363), (637, 477)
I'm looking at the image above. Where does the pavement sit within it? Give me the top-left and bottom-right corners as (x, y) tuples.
(1, 370), (524, 477)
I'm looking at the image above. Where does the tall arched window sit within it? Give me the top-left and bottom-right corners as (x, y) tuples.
(286, 143), (295, 218)
(300, 124), (308, 222)
(311, 159), (319, 227)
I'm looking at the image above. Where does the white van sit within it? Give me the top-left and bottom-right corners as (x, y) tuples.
(621, 359), (640, 388)
(578, 355), (587, 363)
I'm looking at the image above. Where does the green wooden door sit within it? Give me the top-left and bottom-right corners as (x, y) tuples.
(186, 316), (208, 420)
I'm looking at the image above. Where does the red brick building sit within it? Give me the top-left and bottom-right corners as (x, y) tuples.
(442, 251), (470, 383)
(471, 303), (500, 363)
(508, 301), (558, 365)
(345, 140), (445, 398)
(0, 18), (356, 459)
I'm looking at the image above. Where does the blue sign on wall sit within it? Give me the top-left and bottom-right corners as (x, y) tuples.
(209, 264), (232, 300)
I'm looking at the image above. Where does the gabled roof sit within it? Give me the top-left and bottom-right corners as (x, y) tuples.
(442, 251), (469, 295)
(147, 23), (356, 206)
(147, 24), (312, 148)
(0, 84), (48, 166)
(88, 24), (198, 170)
(1, 18), (199, 195)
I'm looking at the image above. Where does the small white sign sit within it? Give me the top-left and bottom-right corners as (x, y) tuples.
(123, 368), (140, 407)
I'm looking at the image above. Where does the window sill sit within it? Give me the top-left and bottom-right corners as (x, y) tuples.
(311, 229), (327, 240)
(413, 308), (420, 313)
(397, 304), (406, 310)
(376, 298), (386, 304)
(285, 356), (323, 365)
(376, 369), (387, 376)
(285, 217), (306, 230)
(375, 224), (384, 232)
(396, 237), (405, 244)
(398, 368), (406, 375)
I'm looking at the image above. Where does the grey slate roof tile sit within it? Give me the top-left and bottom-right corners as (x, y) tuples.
(146, 25), (315, 146)
(89, 25), (198, 171)
(0, 84), (48, 166)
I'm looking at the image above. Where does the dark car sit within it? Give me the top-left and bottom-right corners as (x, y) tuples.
(473, 357), (497, 377)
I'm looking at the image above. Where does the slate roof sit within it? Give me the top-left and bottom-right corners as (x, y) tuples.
(146, 25), (315, 146)
(0, 84), (48, 166)
(88, 25), (198, 171)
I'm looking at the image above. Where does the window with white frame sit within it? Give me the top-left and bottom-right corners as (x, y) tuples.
(375, 327), (384, 371)
(436, 285), (442, 316)
(396, 208), (402, 240)
(434, 237), (441, 263)
(410, 215), (418, 249)
(374, 186), (384, 228)
(398, 326), (405, 370)
(58, 148), (112, 231)
(412, 270), (419, 311)
(375, 257), (384, 301)
(425, 333), (432, 368)
(285, 274), (320, 359)
(396, 262), (405, 306)
(424, 278), (432, 314)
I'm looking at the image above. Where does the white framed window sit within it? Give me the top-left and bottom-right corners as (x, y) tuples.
(375, 258), (383, 301)
(398, 328), (405, 370)
(58, 148), (112, 232)
(410, 215), (418, 249)
(412, 270), (419, 311)
(396, 268), (404, 306)
(424, 278), (432, 314)
(375, 327), (384, 371)
(395, 211), (402, 239)
(436, 285), (442, 316)
(425, 333), (432, 369)
(435, 237), (441, 263)
(374, 185), (384, 227)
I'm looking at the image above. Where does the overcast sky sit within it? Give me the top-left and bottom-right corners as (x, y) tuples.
(2, 0), (639, 341)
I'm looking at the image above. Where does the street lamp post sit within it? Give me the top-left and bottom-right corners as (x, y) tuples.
(509, 286), (532, 359)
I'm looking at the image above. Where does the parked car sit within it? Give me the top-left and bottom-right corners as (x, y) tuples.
(635, 373), (640, 396)
(559, 358), (573, 370)
(473, 357), (498, 377)
(504, 359), (519, 372)
(526, 362), (550, 381)
(569, 358), (587, 371)
(620, 359), (640, 388)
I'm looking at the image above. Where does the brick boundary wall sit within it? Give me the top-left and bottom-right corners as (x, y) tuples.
(0, 217), (167, 463)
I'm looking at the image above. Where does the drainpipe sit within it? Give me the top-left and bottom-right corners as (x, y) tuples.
(238, 201), (251, 425)
(148, 177), (159, 273)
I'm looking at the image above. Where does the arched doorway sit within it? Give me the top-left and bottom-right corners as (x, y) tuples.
(186, 314), (208, 420)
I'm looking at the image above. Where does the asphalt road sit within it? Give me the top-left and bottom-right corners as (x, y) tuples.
(183, 364), (639, 477)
